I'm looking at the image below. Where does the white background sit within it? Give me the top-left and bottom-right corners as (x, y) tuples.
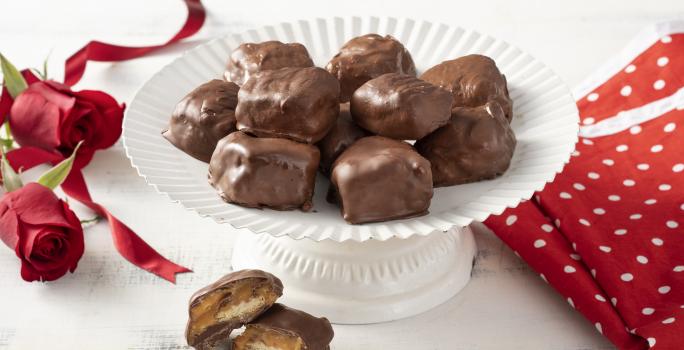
(1, 0), (683, 349)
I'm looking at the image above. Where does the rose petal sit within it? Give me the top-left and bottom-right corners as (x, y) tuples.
(0, 200), (20, 250)
(7, 183), (79, 229)
(9, 91), (64, 151)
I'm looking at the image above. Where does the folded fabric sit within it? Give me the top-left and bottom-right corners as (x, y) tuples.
(485, 21), (684, 350)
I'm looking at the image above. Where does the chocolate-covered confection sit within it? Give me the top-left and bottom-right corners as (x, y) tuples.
(162, 79), (239, 162)
(330, 136), (433, 224)
(420, 54), (513, 121)
(350, 73), (452, 140)
(415, 101), (516, 186)
(224, 41), (314, 86)
(236, 67), (340, 144)
(326, 34), (416, 102)
(316, 103), (368, 175)
(233, 304), (334, 350)
(185, 269), (284, 350)
(208, 131), (320, 211)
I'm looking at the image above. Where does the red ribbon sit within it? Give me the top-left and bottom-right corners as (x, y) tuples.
(2, 0), (207, 282)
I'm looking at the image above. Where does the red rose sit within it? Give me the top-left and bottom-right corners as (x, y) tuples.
(8, 81), (124, 168)
(0, 183), (85, 282)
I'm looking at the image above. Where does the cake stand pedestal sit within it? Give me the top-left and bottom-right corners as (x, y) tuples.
(231, 227), (476, 324)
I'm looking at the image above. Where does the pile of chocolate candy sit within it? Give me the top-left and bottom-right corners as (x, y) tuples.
(185, 269), (333, 350)
(163, 34), (516, 224)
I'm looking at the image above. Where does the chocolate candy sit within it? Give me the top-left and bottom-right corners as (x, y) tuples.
(236, 67), (340, 144)
(162, 79), (239, 162)
(415, 101), (516, 186)
(350, 73), (452, 140)
(326, 34), (416, 102)
(316, 103), (368, 175)
(185, 270), (284, 350)
(233, 304), (334, 350)
(420, 54), (513, 121)
(330, 136), (433, 224)
(224, 41), (314, 86)
(208, 131), (320, 211)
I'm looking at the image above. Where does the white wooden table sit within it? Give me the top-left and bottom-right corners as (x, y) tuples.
(2, 1), (682, 348)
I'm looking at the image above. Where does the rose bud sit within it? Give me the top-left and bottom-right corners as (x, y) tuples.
(0, 183), (85, 282)
(8, 81), (124, 168)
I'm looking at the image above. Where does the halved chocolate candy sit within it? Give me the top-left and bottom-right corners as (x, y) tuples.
(415, 101), (516, 186)
(162, 79), (239, 162)
(224, 41), (314, 86)
(185, 270), (284, 350)
(330, 136), (433, 224)
(233, 304), (334, 350)
(208, 131), (320, 211)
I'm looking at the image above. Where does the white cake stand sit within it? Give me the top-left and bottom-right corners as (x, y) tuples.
(123, 17), (579, 324)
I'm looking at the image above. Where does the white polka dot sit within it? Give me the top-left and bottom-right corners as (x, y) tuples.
(505, 215), (517, 226)
(611, 297), (618, 306)
(591, 269), (596, 278)
(583, 139), (595, 147)
(664, 122), (676, 132)
(630, 213), (642, 220)
(541, 224), (553, 232)
(595, 294), (606, 302)
(637, 163), (650, 171)
(657, 56), (669, 67)
(625, 64), (637, 73)
(602, 159), (614, 166)
(645, 199), (657, 205)
(621, 273), (634, 282)
(673, 164), (684, 172)
(654, 79), (666, 90)
(534, 239), (546, 248)
(647, 337), (656, 347)
(564, 265), (576, 273)
(662, 317), (675, 324)
(620, 85), (632, 96)
(658, 286), (671, 294)
(616, 144), (628, 152)
(675, 266), (684, 272)
(681, 203), (684, 211)
(652, 238), (664, 246)
(587, 93), (599, 102)
(559, 192), (572, 199)
(608, 195), (621, 201)
(662, 35), (672, 43)
(629, 125), (641, 134)
(637, 255), (649, 264)
(573, 183), (586, 191)
(651, 144), (664, 153)
(659, 184), (672, 191)
(587, 172), (600, 179)
(579, 218), (591, 226)
(593, 208), (606, 215)
(599, 246), (612, 253)
(567, 297), (575, 308)
(572, 242), (577, 251)
(570, 253), (581, 261)
(595, 322), (603, 334)
(614, 229), (627, 235)
(642, 307), (655, 315)
(582, 117), (595, 125)
(666, 220), (679, 229)
(623, 179), (635, 187)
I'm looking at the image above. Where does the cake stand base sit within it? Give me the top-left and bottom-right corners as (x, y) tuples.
(231, 227), (476, 324)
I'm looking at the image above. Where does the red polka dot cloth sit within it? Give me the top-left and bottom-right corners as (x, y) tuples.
(485, 22), (684, 349)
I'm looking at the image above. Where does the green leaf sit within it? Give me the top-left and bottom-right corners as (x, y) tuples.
(37, 141), (83, 189)
(1, 150), (22, 192)
(0, 53), (28, 98)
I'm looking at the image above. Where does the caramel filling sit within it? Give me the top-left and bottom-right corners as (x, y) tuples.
(188, 280), (279, 343)
(233, 325), (305, 350)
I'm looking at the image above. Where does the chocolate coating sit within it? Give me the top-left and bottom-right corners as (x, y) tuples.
(415, 101), (516, 186)
(224, 41), (314, 86)
(326, 34), (416, 102)
(350, 73), (453, 140)
(330, 136), (433, 224)
(162, 79), (239, 162)
(208, 131), (320, 211)
(420, 54), (513, 121)
(244, 304), (334, 350)
(236, 67), (340, 144)
(316, 103), (368, 175)
(186, 269), (284, 350)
